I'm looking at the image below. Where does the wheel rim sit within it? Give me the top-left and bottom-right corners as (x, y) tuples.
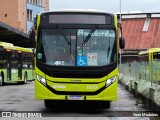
(0, 76), (2, 86)
(25, 77), (26, 83)
(24, 74), (27, 83)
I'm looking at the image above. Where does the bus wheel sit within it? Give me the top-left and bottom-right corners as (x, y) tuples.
(0, 74), (4, 86)
(23, 72), (28, 84)
(44, 100), (52, 108)
(0, 75), (2, 86)
(101, 101), (110, 109)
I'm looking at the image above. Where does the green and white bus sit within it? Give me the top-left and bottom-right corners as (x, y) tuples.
(30, 10), (125, 108)
(0, 42), (34, 85)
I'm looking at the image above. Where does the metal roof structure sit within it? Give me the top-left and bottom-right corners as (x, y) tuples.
(117, 12), (160, 50)
(0, 21), (31, 48)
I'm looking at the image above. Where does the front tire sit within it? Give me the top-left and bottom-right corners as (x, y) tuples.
(23, 72), (28, 84)
(44, 100), (52, 108)
(0, 75), (2, 86)
(101, 101), (110, 109)
(0, 74), (4, 86)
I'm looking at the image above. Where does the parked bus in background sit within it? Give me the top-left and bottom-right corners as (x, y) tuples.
(29, 10), (125, 108)
(139, 48), (160, 61)
(139, 48), (160, 81)
(0, 42), (34, 86)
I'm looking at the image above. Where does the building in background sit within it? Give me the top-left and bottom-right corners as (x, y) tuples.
(27, 0), (49, 33)
(118, 13), (160, 63)
(0, 0), (49, 33)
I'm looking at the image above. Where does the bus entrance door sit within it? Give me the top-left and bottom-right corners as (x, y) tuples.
(6, 51), (11, 81)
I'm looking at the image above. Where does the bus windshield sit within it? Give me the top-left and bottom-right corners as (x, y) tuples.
(153, 52), (160, 61)
(37, 28), (116, 67)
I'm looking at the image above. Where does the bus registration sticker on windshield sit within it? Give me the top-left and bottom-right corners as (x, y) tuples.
(69, 95), (82, 100)
(87, 53), (97, 65)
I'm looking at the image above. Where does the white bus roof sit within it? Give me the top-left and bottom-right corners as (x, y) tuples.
(40, 9), (115, 15)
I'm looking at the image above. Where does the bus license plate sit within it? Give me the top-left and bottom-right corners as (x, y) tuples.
(69, 96), (82, 100)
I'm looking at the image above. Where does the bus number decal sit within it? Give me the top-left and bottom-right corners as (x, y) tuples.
(54, 61), (64, 65)
(86, 85), (98, 90)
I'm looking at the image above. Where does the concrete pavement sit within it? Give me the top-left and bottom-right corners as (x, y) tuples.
(119, 73), (160, 112)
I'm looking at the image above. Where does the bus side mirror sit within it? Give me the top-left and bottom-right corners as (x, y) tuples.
(119, 37), (125, 49)
(29, 29), (36, 48)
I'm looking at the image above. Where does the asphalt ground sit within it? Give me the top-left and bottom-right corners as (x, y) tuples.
(0, 81), (154, 119)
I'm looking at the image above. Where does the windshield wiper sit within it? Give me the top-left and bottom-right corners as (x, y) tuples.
(83, 25), (98, 44)
(57, 25), (71, 45)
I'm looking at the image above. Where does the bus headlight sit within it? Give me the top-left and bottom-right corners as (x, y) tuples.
(36, 75), (46, 86)
(106, 76), (116, 87)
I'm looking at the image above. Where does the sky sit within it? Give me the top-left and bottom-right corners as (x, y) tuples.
(49, 0), (160, 13)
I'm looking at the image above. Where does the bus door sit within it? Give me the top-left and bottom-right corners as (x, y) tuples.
(10, 51), (19, 81)
(6, 50), (11, 81)
(0, 47), (7, 80)
(18, 52), (22, 80)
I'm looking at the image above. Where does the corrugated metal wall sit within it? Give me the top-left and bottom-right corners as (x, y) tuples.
(121, 17), (160, 49)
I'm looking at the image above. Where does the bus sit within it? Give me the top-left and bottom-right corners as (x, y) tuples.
(29, 10), (125, 108)
(0, 42), (34, 86)
(139, 48), (160, 81)
(139, 48), (160, 61)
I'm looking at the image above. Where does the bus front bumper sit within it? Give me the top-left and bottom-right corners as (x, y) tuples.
(35, 79), (118, 101)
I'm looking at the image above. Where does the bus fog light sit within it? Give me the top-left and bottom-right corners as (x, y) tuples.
(37, 75), (46, 86)
(106, 76), (116, 87)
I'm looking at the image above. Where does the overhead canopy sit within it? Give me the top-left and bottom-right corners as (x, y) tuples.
(0, 21), (31, 48)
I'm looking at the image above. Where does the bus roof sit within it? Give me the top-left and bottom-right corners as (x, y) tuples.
(0, 42), (15, 50)
(0, 42), (14, 46)
(16, 46), (32, 53)
(40, 9), (115, 15)
(139, 48), (160, 55)
(0, 41), (32, 52)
